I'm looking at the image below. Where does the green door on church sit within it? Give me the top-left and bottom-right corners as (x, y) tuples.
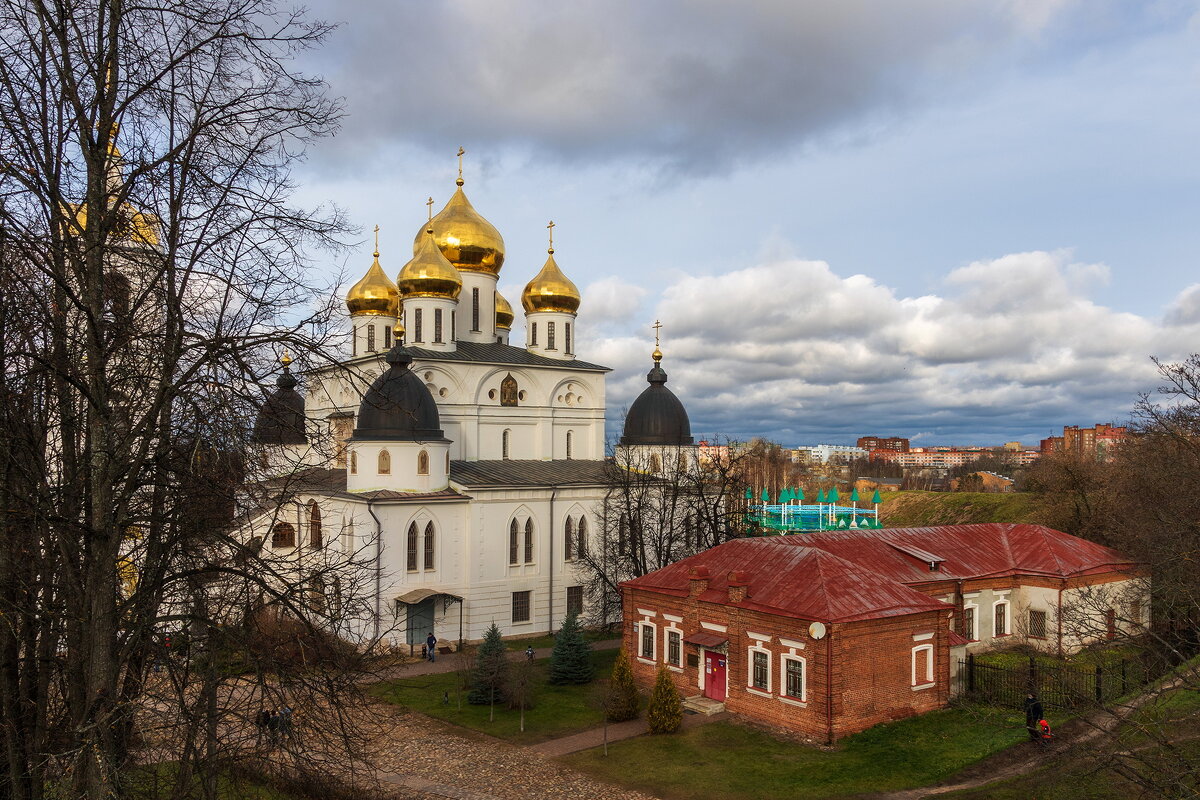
(406, 598), (435, 646)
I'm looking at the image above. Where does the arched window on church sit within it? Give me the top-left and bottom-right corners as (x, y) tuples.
(445, 451), (450, 473)
(649, 453), (662, 473)
(417, 450), (429, 475)
(566, 431), (573, 460)
(509, 519), (519, 565)
(618, 515), (628, 554)
(271, 522), (295, 549)
(524, 518), (534, 563)
(424, 521), (435, 570)
(564, 516), (575, 561)
(502, 429), (511, 460)
(406, 523), (418, 572)
(308, 501), (322, 548)
(678, 451), (688, 472)
(378, 449), (391, 475)
(578, 516), (588, 558)
(350, 450), (358, 475)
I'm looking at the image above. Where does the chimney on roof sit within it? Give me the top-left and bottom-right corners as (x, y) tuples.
(688, 566), (710, 598)
(727, 570), (750, 604)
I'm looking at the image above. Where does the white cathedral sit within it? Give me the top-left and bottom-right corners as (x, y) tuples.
(242, 161), (695, 650)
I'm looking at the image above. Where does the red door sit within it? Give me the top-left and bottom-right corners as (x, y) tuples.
(704, 651), (727, 702)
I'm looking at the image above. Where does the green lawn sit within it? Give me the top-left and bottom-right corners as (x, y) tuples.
(128, 763), (297, 800)
(879, 490), (1045, 527)
(503, 631), (617, 651)
(563, 704), (1067, 800)
(370, 648), (619, 744)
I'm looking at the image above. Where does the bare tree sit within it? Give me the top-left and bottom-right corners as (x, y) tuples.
(0, 2), (397, 799)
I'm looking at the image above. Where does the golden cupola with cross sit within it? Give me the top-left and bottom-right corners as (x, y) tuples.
(416, 148), (505, 276)
(523, 221), (580, 361)
(398, 203), (463, 300)
(347, 227), (401, 358)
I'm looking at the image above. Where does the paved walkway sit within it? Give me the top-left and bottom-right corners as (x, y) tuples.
(531, 709), (727, 756)
(378, 638), (622, 680)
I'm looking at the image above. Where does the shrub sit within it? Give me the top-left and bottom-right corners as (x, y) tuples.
(549, 612), (595, 685)
(606, 647), (640, 722)
(646, 664), (682, 734)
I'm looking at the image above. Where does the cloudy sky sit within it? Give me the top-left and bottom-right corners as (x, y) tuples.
(292, 0), (1200, 446)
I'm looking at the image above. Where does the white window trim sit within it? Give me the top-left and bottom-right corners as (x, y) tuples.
(700, 621), (727, 632)
(747, 644), (772, 693)
(639, 621), (657, 664)
(963, 603), (979, 641)
(992, 599), (1011, 638)
(637, 608), (657, 618)
(662, 613), (683, 623)
(780, 654), (807, 704)
(746, 631), (771, 643)
(912, 644), (934, 690)
(913, 631), (935, 642)
(778, 637), (806, 651)
(664, 625), (683, 672)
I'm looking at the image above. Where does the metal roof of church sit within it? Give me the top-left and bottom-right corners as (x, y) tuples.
(404, 341), (611, 372)
(450, 459), (610, 488)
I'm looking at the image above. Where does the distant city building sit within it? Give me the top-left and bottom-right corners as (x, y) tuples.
(697, 440), (729, 465)
(1040, 436), (1065, 454)
(793, 444), (869, 464)
(1043, 423), (1127, 462)
(856, 435), (910, 453)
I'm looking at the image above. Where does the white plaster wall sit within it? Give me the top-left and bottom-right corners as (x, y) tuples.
(345, 441), (450, 494)
(524, 310), (577, 360)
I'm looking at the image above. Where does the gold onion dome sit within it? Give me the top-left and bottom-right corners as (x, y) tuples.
(346, 244), (400, 316)
(495, 291), (515, 330)
(398, 228), (464, 299)
(417, 184), (505, 275)
(522, 248), (581, 314)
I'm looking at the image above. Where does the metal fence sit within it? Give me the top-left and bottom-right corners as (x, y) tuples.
(956, 652), (1155, 709)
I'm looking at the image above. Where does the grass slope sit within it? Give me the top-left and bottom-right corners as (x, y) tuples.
(880, 491), (1045, 528)
(370, 648), (618, 744)
(564, 705), (1059, 800)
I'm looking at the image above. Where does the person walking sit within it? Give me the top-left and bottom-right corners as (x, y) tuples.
(525, 645), (534, 662)
(1023, 693), (1045, 742)
(426, 631), (437, 663)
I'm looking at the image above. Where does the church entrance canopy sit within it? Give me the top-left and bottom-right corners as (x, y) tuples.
(395, 589), (464, 653)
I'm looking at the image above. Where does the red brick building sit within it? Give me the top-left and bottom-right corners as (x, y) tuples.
(857, 435), (910, 453)
(621, 524), (1144, 742)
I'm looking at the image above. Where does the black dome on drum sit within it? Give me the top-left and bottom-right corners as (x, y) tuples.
(252, 360), (307, 446)
(620, 355), (692, 446)
(352, 344), (447, 442)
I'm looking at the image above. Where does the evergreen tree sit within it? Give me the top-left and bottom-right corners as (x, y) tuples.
(468, 623), (508, 706)
(646, 664), (683, 734)
(606, 648), (640, 722)
(549, 612), (595, 685)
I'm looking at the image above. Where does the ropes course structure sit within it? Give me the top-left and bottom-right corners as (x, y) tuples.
(744, 487), (885, 532)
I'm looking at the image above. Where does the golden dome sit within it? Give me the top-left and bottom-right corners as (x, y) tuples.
(346, 249), (399, 316)
(522, 249), (581, 314)
(399, 228), (463, 299)
(417, 186), (505, 275)
(495, 290), (514, 330)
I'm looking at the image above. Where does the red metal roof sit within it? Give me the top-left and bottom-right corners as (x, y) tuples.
(621, 524), (1139, 626)
(947, 630), (970, 647)
(793, 524), (1139, 583)
(683, 631), (729, 648)
(622, 538), (950, 624)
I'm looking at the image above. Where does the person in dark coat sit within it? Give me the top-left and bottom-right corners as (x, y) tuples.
(426, 632), (437, 662)
(1024, 693), (1045, 741)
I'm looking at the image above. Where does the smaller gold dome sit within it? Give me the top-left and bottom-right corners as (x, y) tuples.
(418, 186), (505, 275)
(346, 251), (400, 316)
(398, 229), (463, 299)
(522, 250), (581, 314)
(495, 290), (514, 330)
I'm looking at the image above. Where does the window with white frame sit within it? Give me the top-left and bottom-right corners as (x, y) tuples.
(666, 629), (681, 667)
(751, 650), (770, 690)
(640, 622), (656, 660)
(994, 601), (1009, 636)
(1028, 609), (1047, 638)
(963, 604), (977, 640)
(912, 644), (934, 687)
(783, 656), (806, 701)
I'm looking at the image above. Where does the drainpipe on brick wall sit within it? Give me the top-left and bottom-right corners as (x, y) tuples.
(548, 488), (557, 635)
(955, 579), (965, 634)
(825, 626), (834, 746)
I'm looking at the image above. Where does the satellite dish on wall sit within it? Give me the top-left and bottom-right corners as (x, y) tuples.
(809, 622), (827, 640)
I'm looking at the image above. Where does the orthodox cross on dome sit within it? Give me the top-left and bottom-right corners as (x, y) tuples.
(373, 224), (380, 258)
(456, 146), (465, 186)
(547, 220), (555, 253)
(426, 196), (434, 222)
(652, 319), (663, 362)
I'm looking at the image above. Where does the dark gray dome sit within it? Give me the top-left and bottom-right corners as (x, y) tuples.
(252, 364), (307, 446)
(620, 357), (692, 446)
(352, 345), (447, 442)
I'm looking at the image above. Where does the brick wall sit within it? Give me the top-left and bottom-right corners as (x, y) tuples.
(622, 587), (952, 741)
